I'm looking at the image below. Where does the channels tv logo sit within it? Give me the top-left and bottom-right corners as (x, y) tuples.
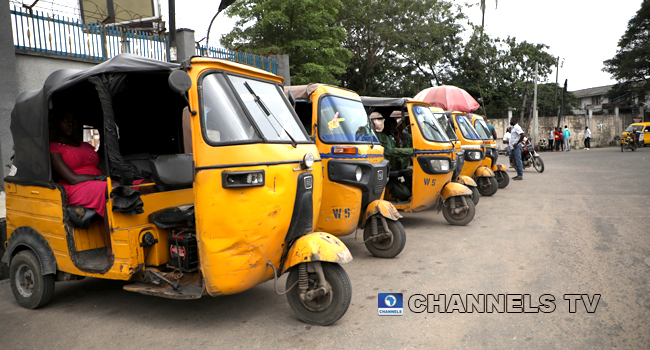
(378, 293), (403, 315)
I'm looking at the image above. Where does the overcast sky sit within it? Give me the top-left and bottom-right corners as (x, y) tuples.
(159, 0), (642, 92)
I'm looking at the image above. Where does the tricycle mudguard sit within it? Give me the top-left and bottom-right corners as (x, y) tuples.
(456, 175), (477, 188)
(492, 164), (507, 172)
(474, 166), (495, 178)
(282, 232), (353, 273)
(362, 199), (402, 225)
(441, 182), (472, 200)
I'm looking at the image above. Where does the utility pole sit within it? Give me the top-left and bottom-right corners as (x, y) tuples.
(553, 56), (560, 116)
(169, 0), (177, 61)
(557, 79), (567, 129)
(532, 62), (539, 148)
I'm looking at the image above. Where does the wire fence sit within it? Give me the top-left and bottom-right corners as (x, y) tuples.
(10, 6), (169, 61)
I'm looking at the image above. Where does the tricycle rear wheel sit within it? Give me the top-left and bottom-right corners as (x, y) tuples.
(363, 218), (406, 258)
(286, 262), (352, 326)
(470, 187), (480, 205)
(9, 250), (55, 309)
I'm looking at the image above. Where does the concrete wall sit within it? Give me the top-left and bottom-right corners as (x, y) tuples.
(487, 114), (638, 149)
(0, 0), (18, 184)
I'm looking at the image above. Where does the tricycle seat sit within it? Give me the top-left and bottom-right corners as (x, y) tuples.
(389, 168), (413, 178)
(148, 204), (195, 229)
(66, 206), (100, 229)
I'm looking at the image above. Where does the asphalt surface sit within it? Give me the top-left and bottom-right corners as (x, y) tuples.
(1, 147), (649, 349)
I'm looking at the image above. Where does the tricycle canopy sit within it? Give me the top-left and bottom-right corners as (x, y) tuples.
(9, 54), (179, 183)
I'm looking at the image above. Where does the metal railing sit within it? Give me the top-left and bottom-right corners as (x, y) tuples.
(196, 45), (277, 75)
(10, 6), (169, 61)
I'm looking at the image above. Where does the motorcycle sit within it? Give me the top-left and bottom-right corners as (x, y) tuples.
(621, 131), (639, 152)
(520, 139), (544, 172)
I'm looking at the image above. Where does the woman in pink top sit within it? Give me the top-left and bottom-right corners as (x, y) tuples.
(49, 112), (145, 217)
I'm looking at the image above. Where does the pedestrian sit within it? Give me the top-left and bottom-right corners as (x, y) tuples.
(584, 126), (591, 150)
(548, 127), (554, 151)
(486, 122), (498, 140)
(555, 127), (562, 152)
(509, 117), (525, 180)
(563, 125), (571, 152)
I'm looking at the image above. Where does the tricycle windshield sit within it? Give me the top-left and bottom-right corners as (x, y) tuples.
(201, 73), (263, 143)
(412, 105), (449, 142)
(455, 115), (481, 140)
(228, 75), (309, 142)
(318, 95), (379, 143)
(625, 124), (641, 132)
(433, 112), (457, 140)
(474, 118), (492, 140)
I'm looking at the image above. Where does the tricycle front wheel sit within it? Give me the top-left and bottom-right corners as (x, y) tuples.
(363, 217), (406, 258)
(442, 196), (476, 226)
(286, 262), (352, 326)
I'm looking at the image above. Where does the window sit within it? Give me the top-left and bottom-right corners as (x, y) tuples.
(455, 115), (481, 140)
(433, 113), (457, 140)
(473, 119), (492, 140)
(318, 96), (378, 143)
(412, 105), (449, 142)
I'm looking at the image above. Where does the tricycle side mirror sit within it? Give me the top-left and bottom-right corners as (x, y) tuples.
(287, 88), (296, 110)
(169, 70), (197, 116)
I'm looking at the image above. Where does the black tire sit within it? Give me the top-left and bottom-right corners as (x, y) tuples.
(495, 170), (509, 189)
(621, 144), (625, 152)
(9, 250), (55, 309)
(477, 176), (498, 197)
(470, 186), (480, 205)
(533, 156), (545, 173)
(286, 263), (352, 326)
(632, 143), (636, 151)
(442, 195), (476, 226)
(363, 218), (406, 258)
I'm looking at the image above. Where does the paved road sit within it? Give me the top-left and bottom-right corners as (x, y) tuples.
(1, 147), (649, 349)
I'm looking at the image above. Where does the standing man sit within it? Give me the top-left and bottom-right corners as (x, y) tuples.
(509, 117), (525, 180)
(486, 122), (498, 140)
(563, 125), (571, 152)
(548, 127), (554, 151)
(584, 126), (592, 150)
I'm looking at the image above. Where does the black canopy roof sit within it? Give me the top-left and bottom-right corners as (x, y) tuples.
(9, 54), (179, 182)
(360, 96), (411, 107)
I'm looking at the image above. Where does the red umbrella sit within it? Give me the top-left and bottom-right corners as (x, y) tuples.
(413, 85), (480, 113)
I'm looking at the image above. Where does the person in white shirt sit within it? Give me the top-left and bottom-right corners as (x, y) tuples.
(509, 117), (525, 180)
(584, 126), (592, 150)
(503, 126), (512, 155)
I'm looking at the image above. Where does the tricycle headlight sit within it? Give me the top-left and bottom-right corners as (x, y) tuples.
(303, 152), (314, 169)
(467, 150), (481, 160)
(429, 159), (450, 172)
(355, 166), (363, 181)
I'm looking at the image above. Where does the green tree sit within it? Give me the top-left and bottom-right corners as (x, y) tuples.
(336, 0), (465, 97)
(221, 0), (351, 85)
(603, 0), (650, 99)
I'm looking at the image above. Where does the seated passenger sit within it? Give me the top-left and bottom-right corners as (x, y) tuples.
(49, 112), (148, 218)
(370, 112), (413, 171)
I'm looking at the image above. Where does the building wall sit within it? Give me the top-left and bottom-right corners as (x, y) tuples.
(488, 114), (638, 149)
(15, 52), (97, 93)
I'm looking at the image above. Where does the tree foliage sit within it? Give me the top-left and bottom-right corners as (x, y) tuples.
(603, 0), (650, 99)
(221, 0), (351, 85)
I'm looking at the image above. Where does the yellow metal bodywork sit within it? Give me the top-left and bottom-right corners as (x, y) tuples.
(282, 232), (353, 273)
(363, 200), (402, 224)
(5, 181), (192, 280)
(492, 164), (507, 172)
(440, 181), (473, 200)
(456, 175), (476, 188)
(474, 166), (495, 178)
(394, 101), (454, 213)
(308, 85), (387, 236)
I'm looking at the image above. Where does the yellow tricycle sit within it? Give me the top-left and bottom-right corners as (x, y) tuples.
(469, 114), (509, 189)
(448, 111), (499, 197)
(3, 54), (352, 325)
(430, 107), (480, 205)
(285, 84), (406, 258)
(361, 97), (475, 226)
